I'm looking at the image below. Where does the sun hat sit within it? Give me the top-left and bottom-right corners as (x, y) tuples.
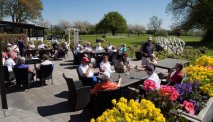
(82, 57), (90, 62)
(102, 71), (111, 80)
(148, 36), (152, 41)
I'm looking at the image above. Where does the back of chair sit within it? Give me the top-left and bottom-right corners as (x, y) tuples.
(3, 66), (9, 81)
(113, 60), (120, 72)
(94, 88), (120, 116)
(40, 64), (53, 80)
(13, 68), (29, 84)
(63, 73), (77, 95)
(76, 68), (94, 86)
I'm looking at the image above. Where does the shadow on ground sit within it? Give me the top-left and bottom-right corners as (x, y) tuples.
(69, 109), (92, 122)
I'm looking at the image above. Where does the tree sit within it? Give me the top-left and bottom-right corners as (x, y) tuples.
(96, 11), (128, 35)
(147, 16), (162, 33)
(0, 0), (6, 20)
(128, 24), (146, 37)
(35, 18), (50, 28)
(167, 0), (213, 42)
(3, 0), (43, 22)
(73, 20), (94, 34)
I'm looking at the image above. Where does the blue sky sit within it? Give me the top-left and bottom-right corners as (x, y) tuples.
(42, 0), (173, 29)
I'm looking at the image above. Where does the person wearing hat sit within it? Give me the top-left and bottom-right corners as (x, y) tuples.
(91, 71), (122, 95)
(141, 36), (155, 66)
(78, 57), (94, 78)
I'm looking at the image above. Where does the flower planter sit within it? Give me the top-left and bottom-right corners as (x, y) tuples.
(178, 97), (213, 122)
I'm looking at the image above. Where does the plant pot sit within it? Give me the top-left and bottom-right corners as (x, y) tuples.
(135, 51), (142, 60)
(178, 97), (213, 122)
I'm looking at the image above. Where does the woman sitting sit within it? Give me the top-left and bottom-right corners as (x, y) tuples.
(100, 56), (115, 73)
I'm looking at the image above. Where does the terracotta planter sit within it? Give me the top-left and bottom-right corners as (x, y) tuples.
(178, 97), (213, 122)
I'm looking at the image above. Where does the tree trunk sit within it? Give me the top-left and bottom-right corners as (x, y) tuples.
(202, 28), (213, 43)
(111, 30), (116, 36)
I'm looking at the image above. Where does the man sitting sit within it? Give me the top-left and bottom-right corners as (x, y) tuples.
(100, 56), (115, 73)
(91, 71), (121, 95)
(166, 63), (184, 85)
(95, 42), (104, 51)
(78, 57), (98, 84)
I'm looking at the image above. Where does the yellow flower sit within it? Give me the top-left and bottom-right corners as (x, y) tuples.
(112, 99), (116, 105)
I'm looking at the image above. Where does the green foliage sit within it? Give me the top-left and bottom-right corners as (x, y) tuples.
(154, 29), (168, 36)
(3, 0), (43, 22)
(96, 11), (128, 35)
(0, 34), (28, 50)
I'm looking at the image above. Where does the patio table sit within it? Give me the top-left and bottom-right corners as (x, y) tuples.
(155, 58), (189, 72)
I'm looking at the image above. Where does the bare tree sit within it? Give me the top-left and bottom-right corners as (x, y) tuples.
(35, 18), (50, 28)
(73, 20), (94, 34)
(147, 16), (162, 32)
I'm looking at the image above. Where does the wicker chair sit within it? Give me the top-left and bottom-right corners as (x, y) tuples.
(63, 73), (91, 110)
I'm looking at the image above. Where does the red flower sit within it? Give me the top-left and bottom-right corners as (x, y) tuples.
(183, 101), (195, 114)
(143, 80), (156, 91)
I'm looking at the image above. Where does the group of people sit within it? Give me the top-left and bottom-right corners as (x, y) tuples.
(77, 36), (184, 96)
(74, 42), (127, 54)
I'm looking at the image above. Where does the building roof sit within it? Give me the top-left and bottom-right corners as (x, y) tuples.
(0, 21), (48, 29)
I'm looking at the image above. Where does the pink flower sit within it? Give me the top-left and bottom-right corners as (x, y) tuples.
(158, 85), (179, 101)
(143, 80), (156, 91)
(183, 101), (195, 114)
(170, 91), (179, 101)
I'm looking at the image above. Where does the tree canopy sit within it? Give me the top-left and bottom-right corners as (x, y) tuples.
(147, 16), (162, 33)
(3, 0), (43, 22)
(96, 11), (128, 35)
(167, 0), (213, 42)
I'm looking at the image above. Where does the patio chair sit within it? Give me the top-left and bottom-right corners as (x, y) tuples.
(91, 88), (121, 117)
(13, 67), (34, 90)
(3, 66), (15, 86)
(37, 64), (53, 85)
(76, 68), (94, 87)
(63, 73), (91, 110)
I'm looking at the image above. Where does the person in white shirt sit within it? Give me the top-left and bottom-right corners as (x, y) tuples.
(84, 42), (93, 52)
(100, 55), (115, 73)
(145, 64), (161, 90)
(78, 57), (94, 78)
(4, 54), (16, 72)
(38, 41), (44, 49)
(95, 42), (104, 51)
(28, 41), (35, 49)
(106, 43), (113, 50)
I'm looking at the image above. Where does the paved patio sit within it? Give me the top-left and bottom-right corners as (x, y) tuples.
(4, 52), (166, 122)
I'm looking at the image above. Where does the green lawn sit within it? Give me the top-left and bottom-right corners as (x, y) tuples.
(78, 34), (213, 56)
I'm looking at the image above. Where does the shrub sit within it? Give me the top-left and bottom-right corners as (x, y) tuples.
(154, 29), (168, 36)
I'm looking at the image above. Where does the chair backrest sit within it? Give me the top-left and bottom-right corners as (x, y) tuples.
(94, 88), (120, 115)
(63, 73), (77, 94)
(76, 68), (82, 80)
(13, 67), (29, 84)
(113, 60), (120, 72)
(40, 64), (53, 80)
(3, 66), (9, 81)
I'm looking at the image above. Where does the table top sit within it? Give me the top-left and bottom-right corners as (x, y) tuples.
(26, 58), (41, 64)
(99, 69), (161, 87)
(155, 58), (189, 70)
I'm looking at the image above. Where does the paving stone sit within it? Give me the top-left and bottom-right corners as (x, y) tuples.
(0, 115), (22, 122)
(0, 110), (6, 119)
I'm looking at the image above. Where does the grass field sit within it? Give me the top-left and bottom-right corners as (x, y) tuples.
(78, 34), (213, 56)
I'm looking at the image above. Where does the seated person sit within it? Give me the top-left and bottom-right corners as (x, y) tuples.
(78, 57), (98, 82)
(91, 71), (121, 95)
(36, 54), (54, 79)
(14, 57), (33, 72)
(166, 63), (184, 85)
(117, 53), (130, 73)
(100, 56), (115, 73)
(148, 54), (157, 65)
(38, 41), (45, 49)
(95, 42), (104, 51)
(84, 42), (93, 52)
(4, 54), (16, 73)
(106, 43), (113, 50)
(118, 43), (127, 55)
(4, 47), (17, 60)
(139, 65), (161, 94)
(28, 41), (35, 49)
(12, 43), (19, 53)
